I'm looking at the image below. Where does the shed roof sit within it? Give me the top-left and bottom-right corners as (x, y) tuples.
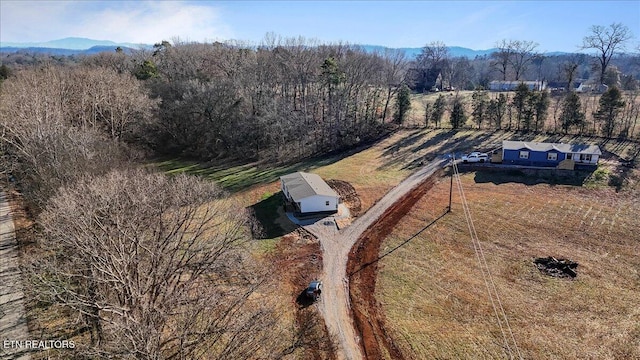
(503, 141), (602, 155)
(280, 172), (338, 202)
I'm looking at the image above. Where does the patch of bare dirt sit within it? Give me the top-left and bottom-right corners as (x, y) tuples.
(271, 229), (321, 292)
(327, 179), (362, 216)
(269, 229), (336, 360)
(346, 169), (443, 360)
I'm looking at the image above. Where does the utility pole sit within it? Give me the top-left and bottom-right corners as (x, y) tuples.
(448, 154), (453, 213)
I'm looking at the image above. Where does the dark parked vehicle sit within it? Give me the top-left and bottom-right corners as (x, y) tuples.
(306, 280), (322, 301)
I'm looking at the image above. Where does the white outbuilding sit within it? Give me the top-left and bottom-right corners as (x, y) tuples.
(280, 172), (340, 214)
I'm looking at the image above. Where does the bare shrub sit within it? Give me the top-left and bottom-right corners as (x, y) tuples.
(27, 169), (280, 359)
(0, 65), (152, 208)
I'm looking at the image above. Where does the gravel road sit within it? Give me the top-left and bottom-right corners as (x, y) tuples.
(304, 158), (448, 360)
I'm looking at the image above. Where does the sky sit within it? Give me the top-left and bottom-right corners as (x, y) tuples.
(1, 1), (639, 52)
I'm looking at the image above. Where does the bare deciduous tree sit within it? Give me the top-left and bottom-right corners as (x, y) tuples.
(490, 39), (538, 81)
(509, 40), (539, 81)
(381, 48), (408, 121)
(561, 60), (580, 91)
(28, 169), (282, 359)
(0, 65), (152, 207)
(582, 23), (633, 84)
(416, 41), (450, 91)
(491, 39), (515, 81)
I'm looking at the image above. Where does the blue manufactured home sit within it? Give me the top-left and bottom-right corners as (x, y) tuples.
(502, 141), (601, 168)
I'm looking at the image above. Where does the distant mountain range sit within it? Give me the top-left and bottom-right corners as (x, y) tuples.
(0, 45), (142, 56)
(0, 37), (571, 58)
(1, 37), (147, 50)
(359, 45), (500, 58)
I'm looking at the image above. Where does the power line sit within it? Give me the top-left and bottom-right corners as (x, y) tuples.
(452, 159), (512, 357)
(450, 156), (522, 360)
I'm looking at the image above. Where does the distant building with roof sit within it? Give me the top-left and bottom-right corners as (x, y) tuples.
(501, 140), (601, 169)
(280, 172), (340, 213)
(489, 80), (546, 92)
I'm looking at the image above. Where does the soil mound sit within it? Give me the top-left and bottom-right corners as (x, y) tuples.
(327, 179), (362, 216)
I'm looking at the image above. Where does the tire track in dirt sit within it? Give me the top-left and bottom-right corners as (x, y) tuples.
(346, 169), (443, 360)
(305, 159), (447, 360)
(270, 230), (336, 359)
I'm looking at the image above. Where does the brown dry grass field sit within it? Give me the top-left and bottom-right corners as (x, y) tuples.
(376, 172), (640, 359)
(13, 127), (637, 359)
(234, 127), (639, 217)
(232, 128), (638, 359)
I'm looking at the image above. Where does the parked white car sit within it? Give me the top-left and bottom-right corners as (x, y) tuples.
(461, 152), (489, 163)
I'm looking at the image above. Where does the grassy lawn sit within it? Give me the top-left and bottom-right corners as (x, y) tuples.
(154, 131), (420, 215)
(151, 128), (639, 359)
(153, 137), (402, 194)
(154, 157), (329, 193)
(155, 129), (639, 243)
(376, 172), (640, 359)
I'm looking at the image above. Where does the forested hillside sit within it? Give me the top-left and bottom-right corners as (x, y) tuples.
(0, 25), (639, 358)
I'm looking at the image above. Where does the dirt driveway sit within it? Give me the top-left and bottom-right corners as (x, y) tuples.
(303, 158), (448, 360)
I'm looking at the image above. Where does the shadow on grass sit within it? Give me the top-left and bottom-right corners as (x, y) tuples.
(603, 140), (640, 192)
(379, 129), (505, 172)
(154, 135), (392, 193)
(295, 289), (315, 308)
(379, 129), (456, 170)
(250, 192), (298, 239)
(468, 167), (594, 187)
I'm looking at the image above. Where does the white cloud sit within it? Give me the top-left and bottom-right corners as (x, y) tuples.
(1, 1), (233, 44)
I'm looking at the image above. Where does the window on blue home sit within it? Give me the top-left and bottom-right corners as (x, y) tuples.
(547, 152), (558, 161)
(326, 201), (330, 206)
(519, 151), (529, 159)
(580, 154), (592, 162)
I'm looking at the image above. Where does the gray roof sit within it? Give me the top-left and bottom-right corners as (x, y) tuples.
(503, 141), (602, 155)
(490, 80), (543, 85)
(280, 172), (338, 202)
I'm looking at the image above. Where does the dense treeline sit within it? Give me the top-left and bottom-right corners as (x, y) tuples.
(1, 33), (638, 215)
(3, 35), (638, 166)
(0, 26), (638, 358)
(141, 39), (407, 160)
(0, 65), (150, 207)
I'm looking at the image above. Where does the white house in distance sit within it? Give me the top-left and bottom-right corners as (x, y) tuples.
(489, 80), (546, 92)
(280, 172), (340, 214)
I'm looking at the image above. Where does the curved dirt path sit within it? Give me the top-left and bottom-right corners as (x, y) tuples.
(0, 190), (31, 360)
(304, 158), (448, 360)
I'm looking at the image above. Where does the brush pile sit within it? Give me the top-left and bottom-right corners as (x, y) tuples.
(534, 257), (578, 278)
